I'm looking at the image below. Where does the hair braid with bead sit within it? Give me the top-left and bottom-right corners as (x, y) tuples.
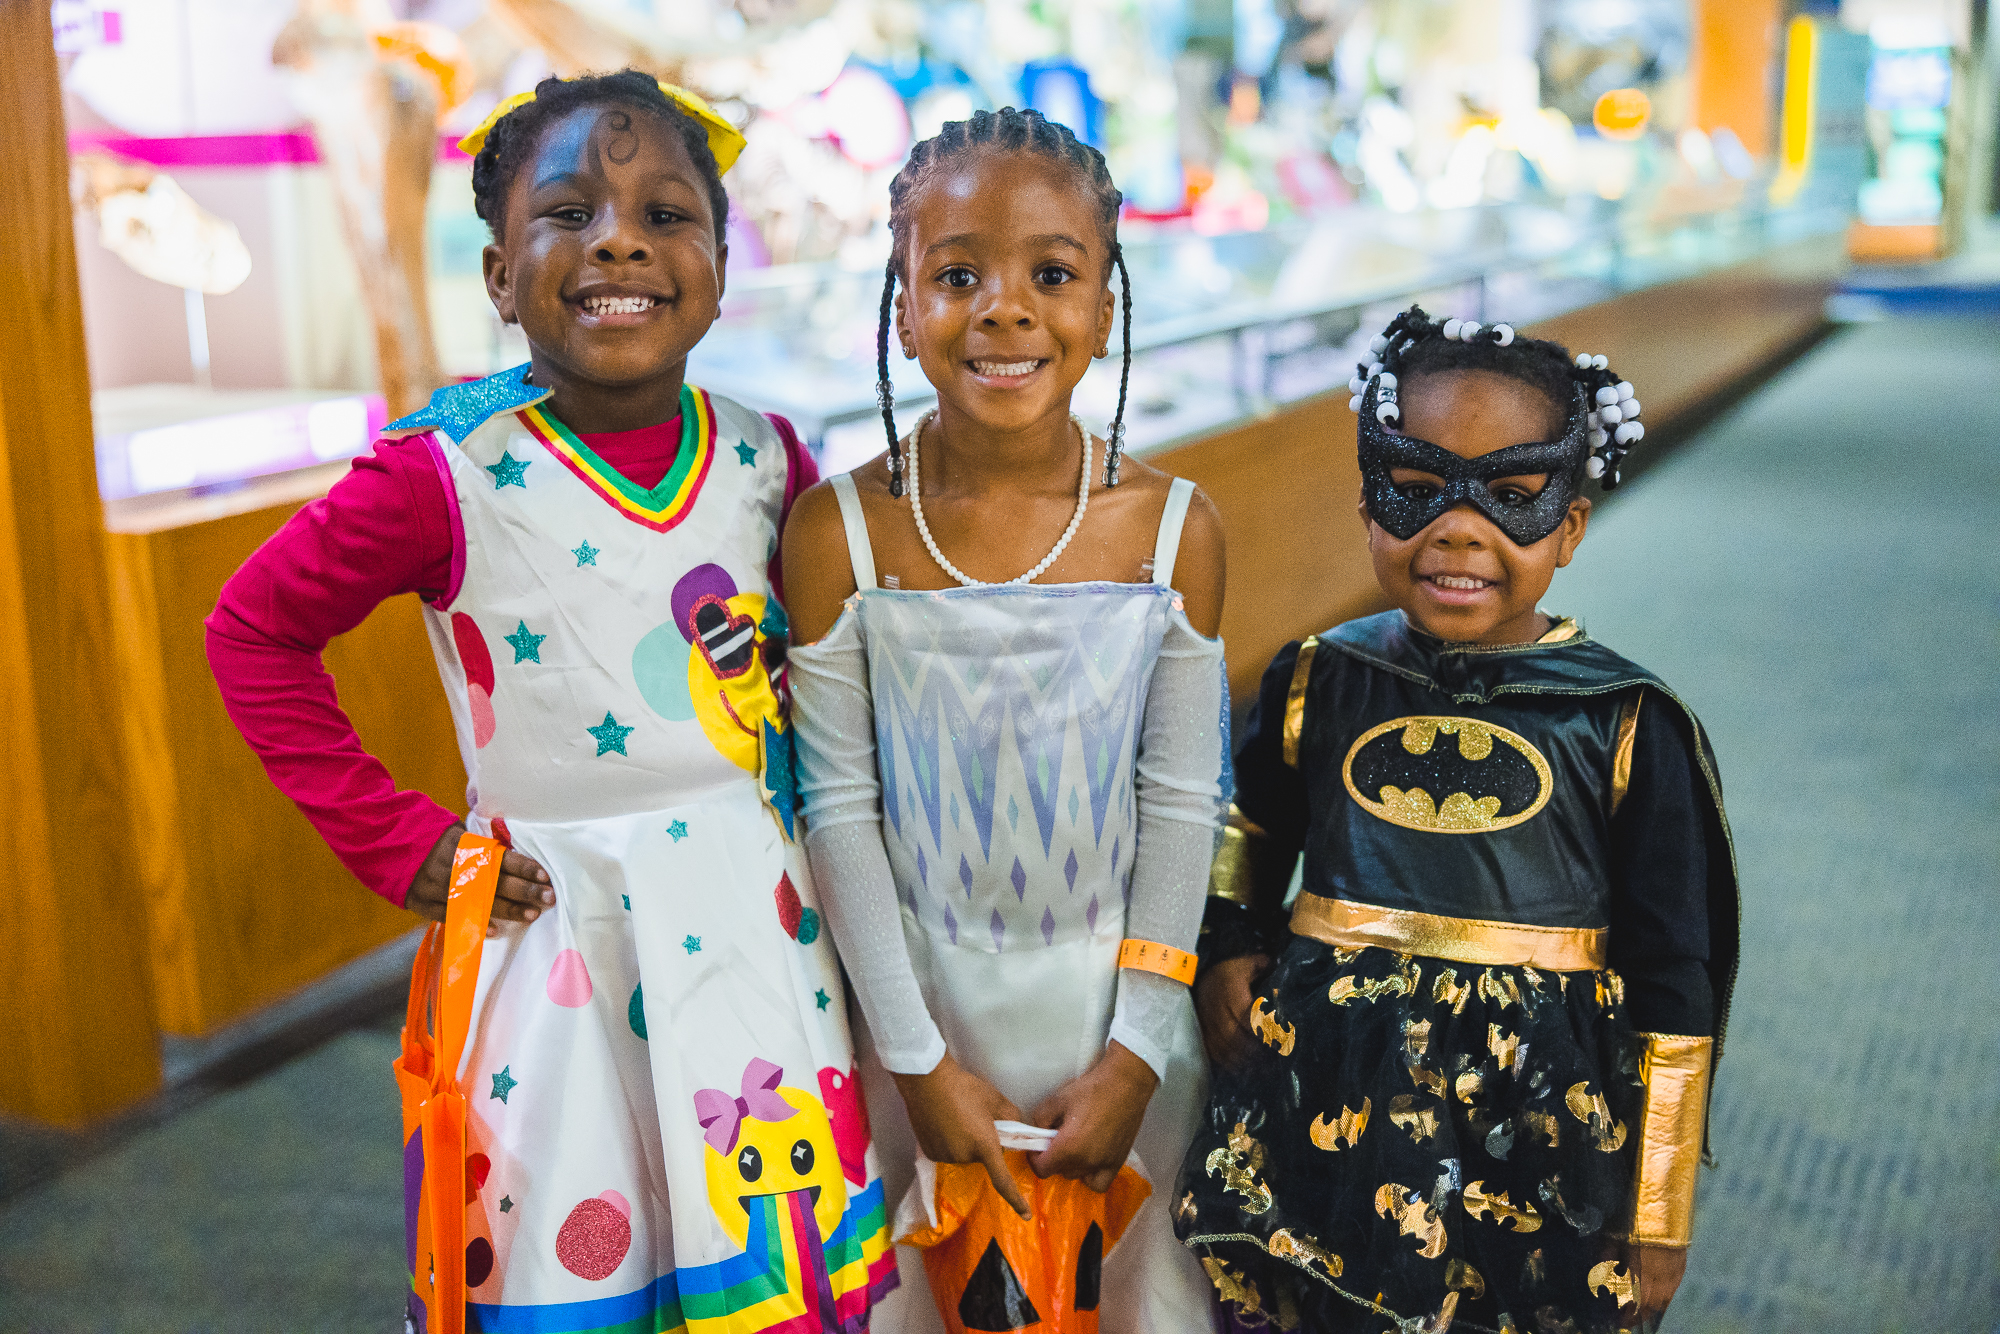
(1347, 305), (1645, 487)
(876, 107), (1132, 496)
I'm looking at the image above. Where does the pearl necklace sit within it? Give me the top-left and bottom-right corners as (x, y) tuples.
(906, 409), (1092, 587)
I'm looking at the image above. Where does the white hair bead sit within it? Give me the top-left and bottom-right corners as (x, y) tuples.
(1349, 375), (1368, 395)
(1595, 385), (1619, 406)
(1599, 404), (1624, 426)
(1376, 402), (1400, 425)
(1589, 428), (1609, 449)
(1377, 372), (1397, 390)
(1370, 334), (1389, 354)
(1575, 353), (1593, 368)
(1463, 322), (1483, 340)
(1591, 354), (1609, 370)
(1586, 412), (1601, 430)
(1616, 381), (1635, 402)
(1493, 324), (1515, 345)
(1443, 318), (1464, 339)
(1615, 421), (1644, 444)
(1349, 394), (1364, 413)
(1624, 399), (1641, 419)
(1367, 361), (1384, 378)
(1585, 455), (1607, 478)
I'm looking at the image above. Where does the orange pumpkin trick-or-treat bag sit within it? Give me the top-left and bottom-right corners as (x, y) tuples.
(893, 1122), (1152, 1334)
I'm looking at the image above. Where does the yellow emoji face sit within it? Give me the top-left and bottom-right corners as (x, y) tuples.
(687, 591), (786, 774)
(702, 1083), (847, 1249)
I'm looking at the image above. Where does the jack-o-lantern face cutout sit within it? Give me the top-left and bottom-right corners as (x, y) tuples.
(695, 1058), (846, 1251)
(899, 1151), (1149, 1333)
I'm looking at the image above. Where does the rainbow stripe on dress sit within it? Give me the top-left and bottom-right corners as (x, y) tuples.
(517, 385), (716, 533)
(465, 1178), (896, 1334)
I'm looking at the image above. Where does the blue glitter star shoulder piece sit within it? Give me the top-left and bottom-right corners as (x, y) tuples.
(382, 363), (548, 444)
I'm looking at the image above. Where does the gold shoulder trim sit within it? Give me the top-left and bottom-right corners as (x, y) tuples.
(1610, 690), (1643, 816)
(1208, 805), (1297, 913)
(1622, 1033), (1713, 1247)
(1283, 636), (1319, 769)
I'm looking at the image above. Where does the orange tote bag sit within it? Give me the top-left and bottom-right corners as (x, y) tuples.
(393, 832), (503, 1334)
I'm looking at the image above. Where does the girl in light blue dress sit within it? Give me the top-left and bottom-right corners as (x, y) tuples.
(783, 108), (1231, 1331)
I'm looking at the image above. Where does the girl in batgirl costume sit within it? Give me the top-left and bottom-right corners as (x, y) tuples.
(1174, 309), (1738, 1334)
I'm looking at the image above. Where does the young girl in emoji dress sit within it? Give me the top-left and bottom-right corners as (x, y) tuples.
(206, 73), (894, 1332)
(1175, 309), (1738, 1334)
(782, 109), (1230, 1332)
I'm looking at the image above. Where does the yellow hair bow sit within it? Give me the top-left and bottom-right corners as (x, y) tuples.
(457, 79), (745, 175)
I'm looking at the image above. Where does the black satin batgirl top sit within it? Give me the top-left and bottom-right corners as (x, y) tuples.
(1211, 611), (1740, 1044)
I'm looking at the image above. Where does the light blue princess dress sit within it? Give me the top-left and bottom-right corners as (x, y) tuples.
(790, 472), (1230, 1332)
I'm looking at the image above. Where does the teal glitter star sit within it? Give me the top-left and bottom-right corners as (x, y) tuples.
(667, 819), (689, 842)
(683, 934), (702, 954)
(622, 894), (631, 910)
(734, 440), (758, 466)
(486, 451), (530, 489)
(573, 539), (599, 566)
(815, 988), (832, 1011)
(490, 1066), (517, 1103)
(499, 1195), (514, 1214)
(504, 619), (546, 664)
(588, 712), (635, 757)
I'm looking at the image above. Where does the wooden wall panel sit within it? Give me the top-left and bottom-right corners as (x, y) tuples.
(0, 2), (160, 1123)
(107, 502), (467, 1037)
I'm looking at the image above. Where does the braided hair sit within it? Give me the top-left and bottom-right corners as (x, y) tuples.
(471, 71), (730, 244)
(1349, 306), (1645, 487)
(877, 107), (1133, 495)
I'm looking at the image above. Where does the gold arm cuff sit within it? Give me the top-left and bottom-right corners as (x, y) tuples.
(1208, 805), (1291, 910)
(1282, 636), (1319, 768)
(1289, 893), (1609, 971)
(1610, 689), (1643, 816)
(1623, 1032), (1714, 1247)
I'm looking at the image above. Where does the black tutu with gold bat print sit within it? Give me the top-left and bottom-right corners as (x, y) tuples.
(1176, 613), (1739, 1334)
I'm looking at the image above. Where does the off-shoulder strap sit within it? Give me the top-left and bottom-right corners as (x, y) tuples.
(1151, 476), (1197, 587)
(828, 472), (877, 591)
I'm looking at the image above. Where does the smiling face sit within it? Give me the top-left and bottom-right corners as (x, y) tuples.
(482, 102), (726, 415)
(1363, 369), (1590, 645)
(701, 1084), (847, 1249)
(894, 151), (1116, 436)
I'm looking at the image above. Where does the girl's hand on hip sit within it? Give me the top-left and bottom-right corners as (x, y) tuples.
(406, 823), (554, 934)
(1196, 954), (1270, 1071)
(893, 1052), (1033, 1219)
(1026, 1040), (1159, 1194)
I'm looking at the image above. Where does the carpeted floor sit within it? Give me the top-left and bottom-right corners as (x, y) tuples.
(2, 318), (1994, 1332)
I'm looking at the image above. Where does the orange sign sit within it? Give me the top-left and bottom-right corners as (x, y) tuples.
(1593, 89), (1653, 140)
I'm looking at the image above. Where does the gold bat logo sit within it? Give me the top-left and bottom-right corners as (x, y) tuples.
(1249, 996), (1296, 1055)
(1309, 1097), (1371, 1151)
(1588, 1260), (1638, 1313)
(1268, 1228), (1343, 1278)
(1204, 1121), (1274, 1215)
(1463, 1181), (1543, 1232)
(1374, 1183), (1448, 1258)
(1566, 1082), (1630, 1152)
(1389, 1093), (1441, 1143)
(1343, 716), (1554, 834)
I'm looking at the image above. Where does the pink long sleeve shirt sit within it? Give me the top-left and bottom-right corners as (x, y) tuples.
(205, 410), (818, 906)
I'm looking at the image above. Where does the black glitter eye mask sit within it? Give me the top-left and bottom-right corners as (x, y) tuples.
(1357, 382), (1588, 546)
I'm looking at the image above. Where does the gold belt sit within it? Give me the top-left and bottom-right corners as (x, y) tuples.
(1289, 893), (1608, 972)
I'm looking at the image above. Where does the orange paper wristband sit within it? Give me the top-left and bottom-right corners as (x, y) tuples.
(1117, 938), (1198, 986)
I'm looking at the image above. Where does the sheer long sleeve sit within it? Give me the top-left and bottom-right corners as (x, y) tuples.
(791, 608), (948, 1075)
(1112, 607), (1230, 1078)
